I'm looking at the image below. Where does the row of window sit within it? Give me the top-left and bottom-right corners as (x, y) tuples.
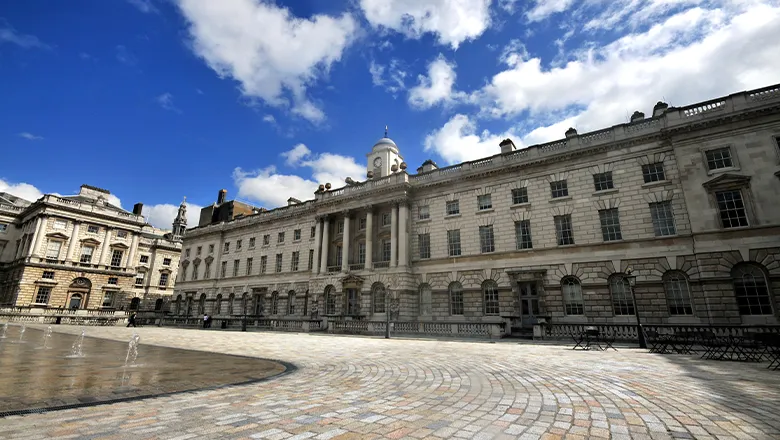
(49, 218), (131, 238)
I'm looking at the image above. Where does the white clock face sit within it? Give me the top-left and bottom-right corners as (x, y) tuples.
(373, 157), (382, 167)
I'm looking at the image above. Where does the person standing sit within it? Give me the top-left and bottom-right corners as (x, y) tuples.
(203, 314), (209, 329)
(127, 312), (137, 328)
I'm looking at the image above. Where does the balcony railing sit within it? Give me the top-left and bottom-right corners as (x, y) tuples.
(373, 261), (390, 269)
(326, 265), (341, 274)
(348, 263), (365, 271)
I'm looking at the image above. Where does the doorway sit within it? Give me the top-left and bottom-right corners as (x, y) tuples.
(68, 293), (83, 309)
(345, 288), (359, 316)
(519, 282), (540, 327)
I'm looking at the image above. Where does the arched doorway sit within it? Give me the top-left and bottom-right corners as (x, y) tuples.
(154, 298), (164, 311)
(129, 297), (141, 310)
(67, 277), (92, 309)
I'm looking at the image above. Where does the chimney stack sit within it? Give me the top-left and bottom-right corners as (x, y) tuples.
(132, 203), (144, 215)
(217, 189), (227, 205)
(499, 138), (516, 154)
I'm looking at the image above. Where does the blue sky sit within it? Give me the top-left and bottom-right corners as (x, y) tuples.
(1, 0), (779, 228)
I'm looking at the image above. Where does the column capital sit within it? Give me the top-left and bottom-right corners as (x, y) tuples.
(341, 209), (352, 217)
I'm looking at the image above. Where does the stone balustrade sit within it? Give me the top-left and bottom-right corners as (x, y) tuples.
(0, 307), (128, 326)
(44, 195), (145, 223)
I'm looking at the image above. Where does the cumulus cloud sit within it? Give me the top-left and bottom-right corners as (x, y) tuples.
(359, 0), (492, 49)
(408, 54), (462, 109)
(156, 92), (182, 113)
(174, 0), (357, 123)
(369, 58), (407, 96)
(0, 20), (49, 49)
(143, 202), (204, 230)
(526, 0), (577, 22)
(0, 179), (44, 203)
(18, 132), (44, 141)
(127, 0), (158, 14)
(234, 144), (365, 207)
(424, 114), (518, 164)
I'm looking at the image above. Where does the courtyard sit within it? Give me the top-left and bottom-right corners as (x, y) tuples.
(1, 325), (779, 440)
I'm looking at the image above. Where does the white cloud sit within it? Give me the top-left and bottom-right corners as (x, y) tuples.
(234, 144), (365, 207)
(408, 55), (462, 109)
(526, 0), (578, 22)
(143, 202), (204, 230)
(174, 0), (357, 123)
(359, 0), (493, 49)
(0, 20), (48, 49)
(262, 114), (277, 124)
(369, 58), (407, 96)
(127, 0), (158, 14)
(0, 179), (44, 203)
(115, 45), (137, 65)
(156, 92), (182, 113)
(18, 132), (44, 141)
(423, 114), (517, 164)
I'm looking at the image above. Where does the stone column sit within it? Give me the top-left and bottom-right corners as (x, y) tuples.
(390, 204), (398, 268)
(319, 217), (330, 274)
(30, 216), (47, 258)
(398, 202), (408, 268)
(365, 209), (373, 270)
(312, 218), (322, 274)
(127, 234), (139, 268)
(65, 221), (81, 262)
(341, 213), (350, 272)
(100, 227), (113, 266)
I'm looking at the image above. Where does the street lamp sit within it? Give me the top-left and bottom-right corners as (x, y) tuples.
(624, 268), (647, 349)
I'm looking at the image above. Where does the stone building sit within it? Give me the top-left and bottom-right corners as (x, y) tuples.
(0, 185), (183, 311)
(174, 83), (780, 335)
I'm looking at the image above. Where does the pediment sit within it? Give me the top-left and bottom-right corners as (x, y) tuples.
(159, 268), (172, 274)
(110, 242), (129, 250)
(341, 274), (365, 288)
(702, 173), (751, 190)
(80, 237), (101, 246)
(46, 232), (69, 240)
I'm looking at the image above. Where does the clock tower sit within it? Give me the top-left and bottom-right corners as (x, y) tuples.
(366, 126), (404, 179)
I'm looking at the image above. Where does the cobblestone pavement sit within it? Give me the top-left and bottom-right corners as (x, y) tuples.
(1, 325), (779, 440)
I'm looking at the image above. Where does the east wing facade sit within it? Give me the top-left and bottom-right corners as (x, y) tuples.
(174, 84), (780, 334)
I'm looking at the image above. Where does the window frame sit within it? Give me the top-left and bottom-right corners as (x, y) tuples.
(483, 281), (500, 315)
(418, 233), (431, 259)
(554, 215), (575, 246)
(598, 208), (623, 242)
(418, 205), (430, 220)
(609, 274), (635, 316)
(593, 171), (614, 192)
(704, 146), (736, 172)
(550, 180), (569, 199)
(732, 263), (773, 316)
(479, 225), (495, 253)
(447, 229), (461, 257)
(445, 200), (460, 216)
(511, 187), (529, 205)
(649, 201), (677, 236)
(663, 271), (693, 316)
(641, 162), (666, 183)
(514, 220), (533, 250)
(449, 282), (464, 315)
(477, 194), (493, 211)
(561, 277), (584, 315)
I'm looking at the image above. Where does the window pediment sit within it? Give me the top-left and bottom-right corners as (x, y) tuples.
(80, 237), (101, 246)
(159, 268), (172, 274)
(45, 232), (69, 240)
(110, 242), (129, 250)
(702, 173), (751, 191)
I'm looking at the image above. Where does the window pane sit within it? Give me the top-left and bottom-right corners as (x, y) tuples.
(550, 180), (569, 198)
(449, 283), (464, 315)
(705, 147), (733, 170)
(650, 201), (676, 236)
(479, 225), (495, 253)
(732, 264), (772, 315)
(483, 282), (499, 315)
(447, 230), (461, 256)
(593, 172), (614, 192)
(716, 190), (749, 228)
(664, 272), (693, 315)
(554, 215), (574, 245)
(511, 187), (528, 205)
(598, 208), (623, 242)
(610, 276), (634, 315)
(642, 162), (665, 183)
(515, 220), (533, 250)
(562, 277), (584, 315)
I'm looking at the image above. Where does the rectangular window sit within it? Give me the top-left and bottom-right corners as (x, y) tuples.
(418, 233), (430, 259)
(204, 262), (211, 279)
(642, 162), (666, 183)
(236, 240), (242, 251)
(358, 243), (366, 264)
(716, 190), (749, 228)
(116, 230), (128, 239)
(477, 194), (492, 210)
(450, 287), (464, 316)
(593, 172), (614, 191)
(246, 257), (253, 275)
(479, 225), (495, 253)
(358, 217), (367, 230)
(220, 261), (227, 278)
(514, 220), (533, 250)
(232, 259), (240, 277)
(185, 249), (191, 258)
(554, 215), (575, 246)
(447, 229), (461, 256)
(337, 221), (344, 234)
(308, 249), (314, 270)
(278, 232), (285, 243)
(418, 205), (430, 220)
(511, 187), (528, 205)
(248, 237), (255, 248)
(110, 250), (124, 267)
(335, 246), (342, 267)
(163, 258), (171, 266)
(159, 273), (169, 287)
(381, 240), (391, 261)
(291, 251), (300, 271)
(705, 147), (734, 170)
(224, 242), (230, 253)
(196, 246), (202, 255)
(46, 240), (62, 259)
(275, 254), (283, 272)
(208, 244), (214, 253)
(445, 200), (460, 216)
(550, 180), (569, 198)
(53, 219), (67, 230)
(87, 225), (99, 234)
(263, 235), (270, 245)
(35, 286), (52, 304)
(102, 292), (114, 307)
(135, 273), (144, 286)
(79, 246), (94, 263)
(650, 201), (677, 236)
(484, 286), (500, 315)
(381, 212), (391, 226)
(598, 208), (623, 242)
(108, 277), (118, 285)
(139, 255), (149, 263)
(294, 229), (301, 241)
(42, 271), (55, 279)
(260, 256), (267, 274)
(311, 226), (316, 238)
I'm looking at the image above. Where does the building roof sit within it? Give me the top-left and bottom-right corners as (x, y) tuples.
(372, 137), (397, 150)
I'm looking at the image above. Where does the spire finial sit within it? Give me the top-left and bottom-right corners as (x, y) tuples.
(182, 196), (186, 204)
(384, 125), (388, 138)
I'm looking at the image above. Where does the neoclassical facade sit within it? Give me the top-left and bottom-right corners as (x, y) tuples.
(174, 84), (780, 334)
(0, 185), (183, 311)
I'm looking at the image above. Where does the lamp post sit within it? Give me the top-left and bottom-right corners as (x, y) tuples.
(624, 268), (646, 349)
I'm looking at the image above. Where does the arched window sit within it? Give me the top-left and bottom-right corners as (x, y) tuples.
(419, 284), (432, 316)
(271, 291), (279, 315)
(483, 280), (500, 315)
(449, 282), (464, 315)
(609, 274), (634, 316)
(129, 297), (141, 311)
(154, 298), (163, 311)
(561, 277), (584, 315)
(214, 294), (222, 315)
(198, 293), (206, 315)
(325, 286), (336, 315)
(663, 271), (693, 315)
(227, 293), (235, 315)
(288, 291), (296, 315)
(372, 283), (386, 313)
(732, 263), (772, 315)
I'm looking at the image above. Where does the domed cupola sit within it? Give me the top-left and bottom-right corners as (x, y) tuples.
(366, 126), (404, 179)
